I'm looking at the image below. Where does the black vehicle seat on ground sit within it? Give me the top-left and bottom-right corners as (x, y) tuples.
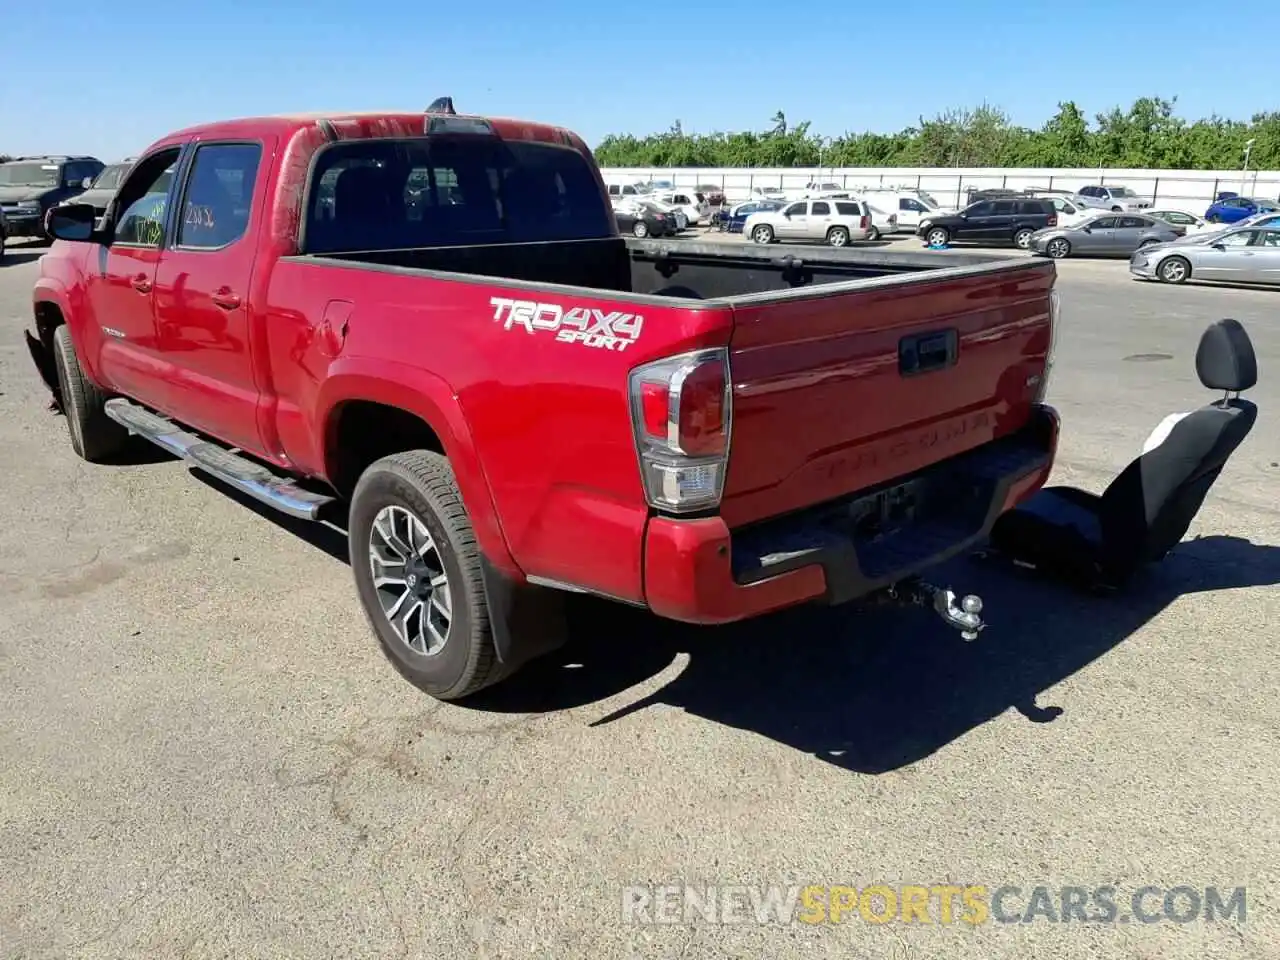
(988, 318), (1259, 589)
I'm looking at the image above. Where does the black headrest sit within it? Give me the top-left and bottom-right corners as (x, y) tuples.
(1196, 318), (1257, 393)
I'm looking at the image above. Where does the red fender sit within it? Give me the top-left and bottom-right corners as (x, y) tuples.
(316, 358), (520, 578)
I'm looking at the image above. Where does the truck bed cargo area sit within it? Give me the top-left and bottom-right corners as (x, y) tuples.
(294, 237), (1025, 303)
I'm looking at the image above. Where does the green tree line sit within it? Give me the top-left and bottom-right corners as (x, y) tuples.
(595, 98), (1280, 170)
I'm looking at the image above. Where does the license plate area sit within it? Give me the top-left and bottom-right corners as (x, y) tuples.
(899, 328), (958, 376)
(844, 476), (932, 542)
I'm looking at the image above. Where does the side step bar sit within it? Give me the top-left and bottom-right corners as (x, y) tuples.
(103, 398), (336, 521)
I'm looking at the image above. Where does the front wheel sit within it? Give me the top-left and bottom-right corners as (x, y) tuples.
(826, 226), (850, 247)
(51, 324), (129, 462)
(751, 224), (774, 244)
(1013, 228), (1035, 249)
(1045, 237), (1071, 259)
(632, 221), (648, 238)
(349, 450), (510, 701)
(1157, 256), (1191, 284)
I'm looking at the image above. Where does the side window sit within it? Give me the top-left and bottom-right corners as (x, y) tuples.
(1091, 217), (1119, 229)
(112, 149), (182, 247)
(672, 193), (689, 205)
(1080, 186), (1097, 197)
(61, 162), (84, 186)
(834, 201), (861, 216)
(176, 143), (262, 249)
(990, 201), (1016, 215)
(810, 201), (831, 216)
(1220, 231), (1254, 246)
(608, 184), (620, 196)
(782, 202), (806, 217)
(966, 202), (992, 216)
(1017, 201), (1043, 215)
(1260, 230), (1280, 246)
(1119, 217), (1148, 229)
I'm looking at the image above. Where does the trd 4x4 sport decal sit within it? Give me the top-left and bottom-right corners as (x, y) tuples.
(489, 297), (643, 352)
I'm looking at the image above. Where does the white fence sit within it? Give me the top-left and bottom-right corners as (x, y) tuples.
(600, 166), (1280, 210)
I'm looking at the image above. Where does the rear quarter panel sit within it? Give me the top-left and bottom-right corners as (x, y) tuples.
(264, 260), (733, 602)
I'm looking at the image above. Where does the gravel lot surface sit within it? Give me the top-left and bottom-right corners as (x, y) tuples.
(1, 236), (1276, 959)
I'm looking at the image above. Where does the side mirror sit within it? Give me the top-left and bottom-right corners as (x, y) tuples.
(1211, 242), (1226, 251)
(1082, 226), (1092, 233)
(45, 203), (98, 242)
(80, 176), (94, 189)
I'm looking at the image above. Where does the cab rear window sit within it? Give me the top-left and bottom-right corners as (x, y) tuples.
(303, 135), (613, 253)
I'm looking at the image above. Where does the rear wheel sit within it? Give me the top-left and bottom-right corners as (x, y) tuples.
(51, 324), (129, 462)
(866, 225), (881, 241)
(1013, 228), (1035, 249)
(632, 221), (648, 238)
(751, 224), (774, 244)
(926, 226), (949, 246)
(349, 450), (510, 701)
(826, 226), (850, 247)
(1158, 256), (1191, 284)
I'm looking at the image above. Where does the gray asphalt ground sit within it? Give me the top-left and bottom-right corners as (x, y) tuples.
(1, 234), (1277, 960)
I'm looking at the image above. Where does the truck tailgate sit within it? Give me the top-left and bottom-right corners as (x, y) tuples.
(720, 262), (1056, 529)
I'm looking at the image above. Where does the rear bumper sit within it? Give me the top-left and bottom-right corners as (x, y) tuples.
(643, 404), (1060, 624)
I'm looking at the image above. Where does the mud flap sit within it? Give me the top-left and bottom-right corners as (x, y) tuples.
(480, 557), (569, 668)
(24, 330), (63, 411)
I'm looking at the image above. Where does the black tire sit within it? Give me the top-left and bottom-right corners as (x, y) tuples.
(751, 224), (774, 244)
(1110, 205), (1123, 213)
(926, 226), (950, 246)
(866, 225), (881, 242)
(1013, 228), (1035, 249)
(51, 324), (128, 462)
(1138, 238), (1159, 248)
(0, 230), (6, 262)
(826, 226), (850, 247)
(1045, 237), (1071, 259)
(1158, 256), (1191, 284)
(348, 450), (510, 701)
(632, 221), (648, 238)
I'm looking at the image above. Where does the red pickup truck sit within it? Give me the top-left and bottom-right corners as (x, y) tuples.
(27, 105), (1060, 700)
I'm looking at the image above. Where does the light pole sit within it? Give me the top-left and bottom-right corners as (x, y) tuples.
(1241, 138), (1256, 193)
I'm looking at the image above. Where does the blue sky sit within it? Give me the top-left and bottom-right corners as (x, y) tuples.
(4, 0), (1278, 161)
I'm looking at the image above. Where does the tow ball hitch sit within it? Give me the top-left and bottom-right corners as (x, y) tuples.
(883, 577), (986, 640)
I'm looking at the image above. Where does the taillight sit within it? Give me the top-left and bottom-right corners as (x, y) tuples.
(628, 348), (732, 513)
(1034, 289), (1060, 404)
(860, 215), (869, 230)
(1047, 214), (1058, 227)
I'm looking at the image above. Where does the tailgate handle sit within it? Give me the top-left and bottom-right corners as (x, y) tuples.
(899, 329), (958, 376)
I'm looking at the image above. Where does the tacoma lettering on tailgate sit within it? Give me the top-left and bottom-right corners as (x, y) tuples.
(489, 297), (643, 352)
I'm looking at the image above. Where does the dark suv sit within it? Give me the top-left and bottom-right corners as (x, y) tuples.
(0, 155), (104, 241)
(918, 197), (1057, 249)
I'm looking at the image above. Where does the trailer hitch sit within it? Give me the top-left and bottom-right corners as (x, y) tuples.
(882, 577), (986, 640)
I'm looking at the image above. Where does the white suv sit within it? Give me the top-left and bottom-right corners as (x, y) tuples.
(1075, 185), (1152, 212)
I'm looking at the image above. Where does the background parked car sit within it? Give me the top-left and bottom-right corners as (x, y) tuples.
(744, 197), (873, 246)
(1145, 208), (1215, 235)
(695, 183), (725, 207)
(918, 197), (1058, 249)
(1203, 195), (1280, 224)
(858, 188), (951, 231)
(1030, 213), (1182, 259)
(650, 189), (710, 225)
(0, 207), (8, 261)
(859, 200), (899, 240)
(613, 201), (677, 238)
(1131, 223), (1280, 285)
(61, 158), (134, 219)
(717, 199), (784, 233)
(1042, 194), (1095, 226)
(0, 154), (104, 241)
(1075, 184), (1153, 211)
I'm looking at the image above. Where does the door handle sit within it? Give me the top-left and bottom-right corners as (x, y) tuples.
(211, 289), (241, 310)
(130, 273), (152, 293)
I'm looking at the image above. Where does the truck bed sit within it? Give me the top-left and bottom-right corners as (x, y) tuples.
(292, 236), (1036, 304)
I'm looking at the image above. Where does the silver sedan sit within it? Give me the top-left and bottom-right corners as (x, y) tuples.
(1029, 213), (1182, 259)
(1130, 224), (1280, 285)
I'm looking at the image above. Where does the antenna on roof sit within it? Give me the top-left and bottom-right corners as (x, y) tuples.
(426, 96), (456, 115)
